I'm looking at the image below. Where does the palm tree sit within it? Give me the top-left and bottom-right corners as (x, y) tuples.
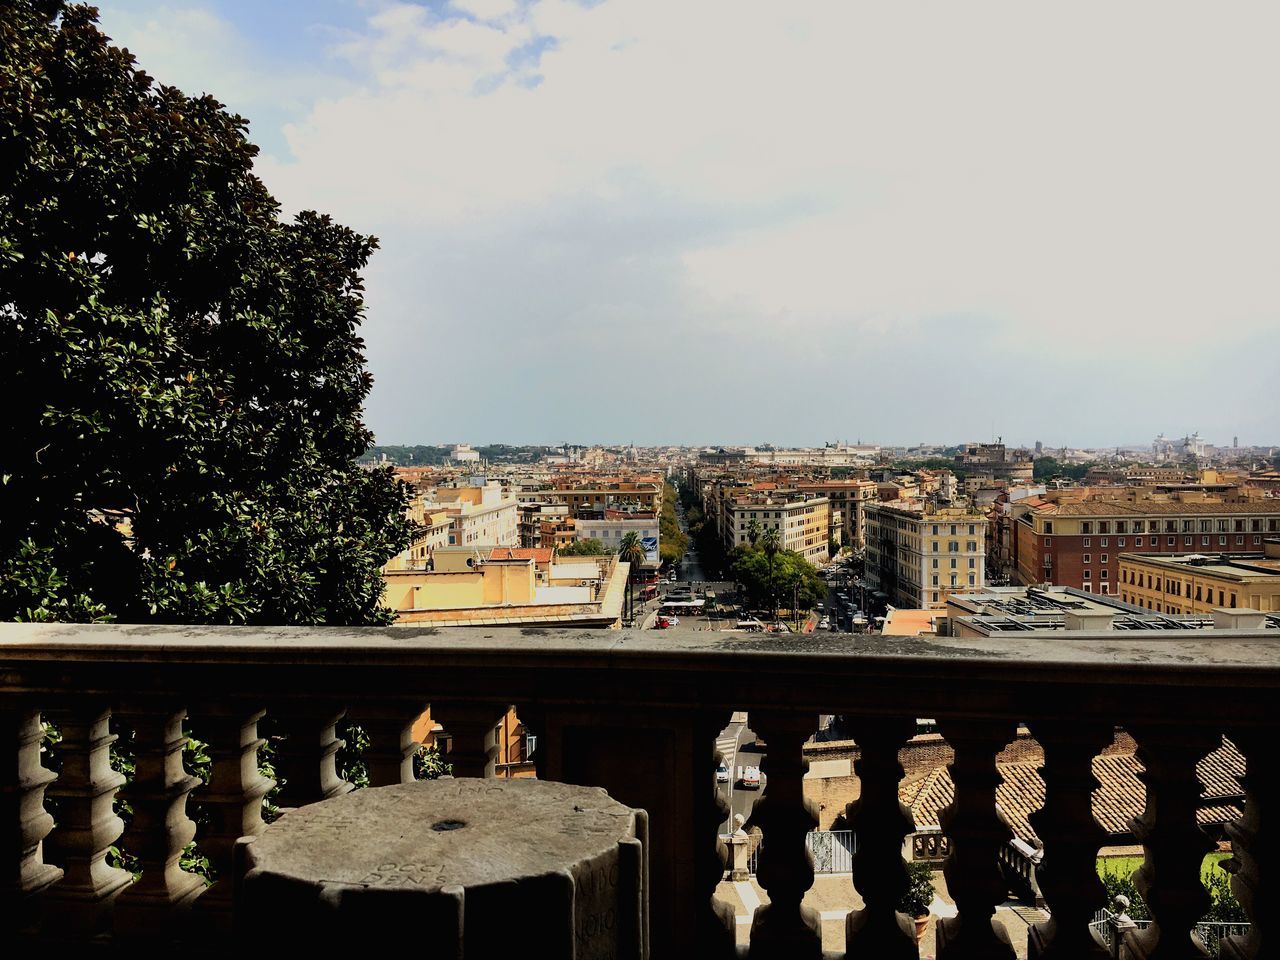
(761, 527), (782, 622)
(618, 531), (647, 626)
(746, 517), (762, 548)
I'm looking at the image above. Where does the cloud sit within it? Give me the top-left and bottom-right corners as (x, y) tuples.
(98, 1), (1280, 444)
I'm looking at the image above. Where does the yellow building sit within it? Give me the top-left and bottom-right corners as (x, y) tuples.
(435, 482), (519, 547)
(865, 501), (988, 609)
(723, 493), (831, 564)
(1119, 540), (1280, 615)
(383, 548), (627, 628)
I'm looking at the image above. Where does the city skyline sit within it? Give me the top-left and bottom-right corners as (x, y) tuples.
(98, 0), (1280, 446)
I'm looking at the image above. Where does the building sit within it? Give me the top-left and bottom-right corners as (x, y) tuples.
(383, 547), (628, 627)
(722, 492), (832, 564)
(450, 443), (481, 463)
(1010, 488), (1280, 594)
(574, 517), (660, 572)
(794, 479), (877, 550)
(1119, 540), (1280, 615)
(545, 477), (662, 515)
(435, 482), (519, 548)
(954, 442), (1034, 483)
(865, 500), (988, 609)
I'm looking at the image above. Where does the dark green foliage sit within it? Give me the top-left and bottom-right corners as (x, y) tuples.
(0, 0), (415, 624)
(1099, 865), (1149, 920)
(1032, 458), (1093, 481)
(659, 483), (687, 564)
(557, 538), (610, 557)
(730, 545), (825, 610)
(897, 859), (935, 917)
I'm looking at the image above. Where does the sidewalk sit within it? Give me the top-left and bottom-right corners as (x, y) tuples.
(714, 872), (1037, 958)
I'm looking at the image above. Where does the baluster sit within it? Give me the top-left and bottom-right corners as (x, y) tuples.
(1123, 728), (1218, 960)
(433, 702), (503, 778)
(0, 705), (61, 929)
(696, 710), (736, 959)
(935, 719), (1017, 960)
(1221, 730), (1272, 960)
(194, 707), (273, 930)
(1026, 721), (1112, 959)
(274, 706), (354, 807)
(113, 705), (204, 937)
(43, 703), (132, 936)
(845, 716), (919, 959)
(353, 701), (427, 786)
(747, 711), (822, 960)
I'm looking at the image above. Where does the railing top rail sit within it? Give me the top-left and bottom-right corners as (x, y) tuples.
(2, 623), (1279, 676)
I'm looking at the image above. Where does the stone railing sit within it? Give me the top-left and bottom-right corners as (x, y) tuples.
(2, 623), (1278, 959)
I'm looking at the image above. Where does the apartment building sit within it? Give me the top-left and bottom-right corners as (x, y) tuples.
(575, 517), (660, 570)
(722, 493), (832, 564)
(1011, 488), (1280, 594)
(1119, 540), (1280, 614)
(865, 501), (988, 609)
(545, 477), (662, 514)
(794, 479), (877, 550)
(434, 482), (519, 548)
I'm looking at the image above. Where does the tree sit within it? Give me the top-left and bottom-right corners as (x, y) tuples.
(730, 547), (825, 613)
(0, 1), (415, 624)
(746, 518), (762, 548)
(618, 531), (646, 625)
(558, 539), (610, 557)
(761, 527), (782, 619)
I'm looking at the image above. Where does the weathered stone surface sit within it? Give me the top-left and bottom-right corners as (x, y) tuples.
(236, 778), (647, 957)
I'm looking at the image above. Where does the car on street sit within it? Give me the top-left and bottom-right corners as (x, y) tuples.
(740, 766), (761, 789)
(819, 617), (830, 629)
(716, 764), (730, 783)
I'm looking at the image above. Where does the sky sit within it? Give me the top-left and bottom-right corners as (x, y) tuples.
(94, 1), (1280, 449)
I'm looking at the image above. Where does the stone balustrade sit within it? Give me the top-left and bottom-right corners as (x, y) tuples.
(2, 623), (1278, 958)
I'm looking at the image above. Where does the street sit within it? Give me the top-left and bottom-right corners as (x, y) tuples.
(716, 714), (767, 833)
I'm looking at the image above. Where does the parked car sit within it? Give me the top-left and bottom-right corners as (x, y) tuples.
(716, 764), (730, 783)
(819, 617), (831, 629)
(740, 766), (761, 789)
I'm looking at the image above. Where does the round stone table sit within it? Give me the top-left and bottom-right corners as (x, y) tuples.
(235, 778), (648, 958)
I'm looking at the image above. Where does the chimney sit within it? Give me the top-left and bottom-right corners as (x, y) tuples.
(1213, 608), (1268, 631)
(1064, 610), (1114, 632)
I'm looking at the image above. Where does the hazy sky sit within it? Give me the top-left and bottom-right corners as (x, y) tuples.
(96, 1), (1279, 449)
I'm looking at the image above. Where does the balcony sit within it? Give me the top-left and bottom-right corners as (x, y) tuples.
(2, 622), (1276, 958)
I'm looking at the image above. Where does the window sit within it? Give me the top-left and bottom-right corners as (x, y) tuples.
(1099, 522), (1111, 534)
(1236, 535), (1245, 545)
(1136, 538), (1143, 547)
(1083, 537), (1091, 547)
(932, 524), (939, 535)
(1118, 538), (1126, 547)
(1101, 555), (1108, 564)
(950, 558), (958, 569)
(1042, 522), (1052, 534)
(1082, 522), (1093, 534)
(950, 525), (957, 536)
(1217, 520), (1229, 533)
(1116, 521), (1128, 534)
(1219, 536), (1228, 546)
(932, 558), (939, 568)
(932, 575), (938, 586)
(932, 541), (939, 552)
(968, 558), (976, 568)
(969, 574), (975, 585)
(1202, 536), (1210, 546)
(1083, 569), (1091, 579)
(1043, 536), (1052, 547)
(1184, 536), (1193, 546)
(1255, 536), (1263, 545)
(969, 524), (977, 535)
(1101, 538), (1109, 547)
(1101, 570), (1109, 580)
(1169, 537), (1176, 546)
(1083, 554), (1091, 563)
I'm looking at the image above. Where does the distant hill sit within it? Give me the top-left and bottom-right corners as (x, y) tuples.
(359, 444), (555, 465)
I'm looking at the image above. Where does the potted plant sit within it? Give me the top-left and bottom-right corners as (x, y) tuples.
(898, 859), (936, 942)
